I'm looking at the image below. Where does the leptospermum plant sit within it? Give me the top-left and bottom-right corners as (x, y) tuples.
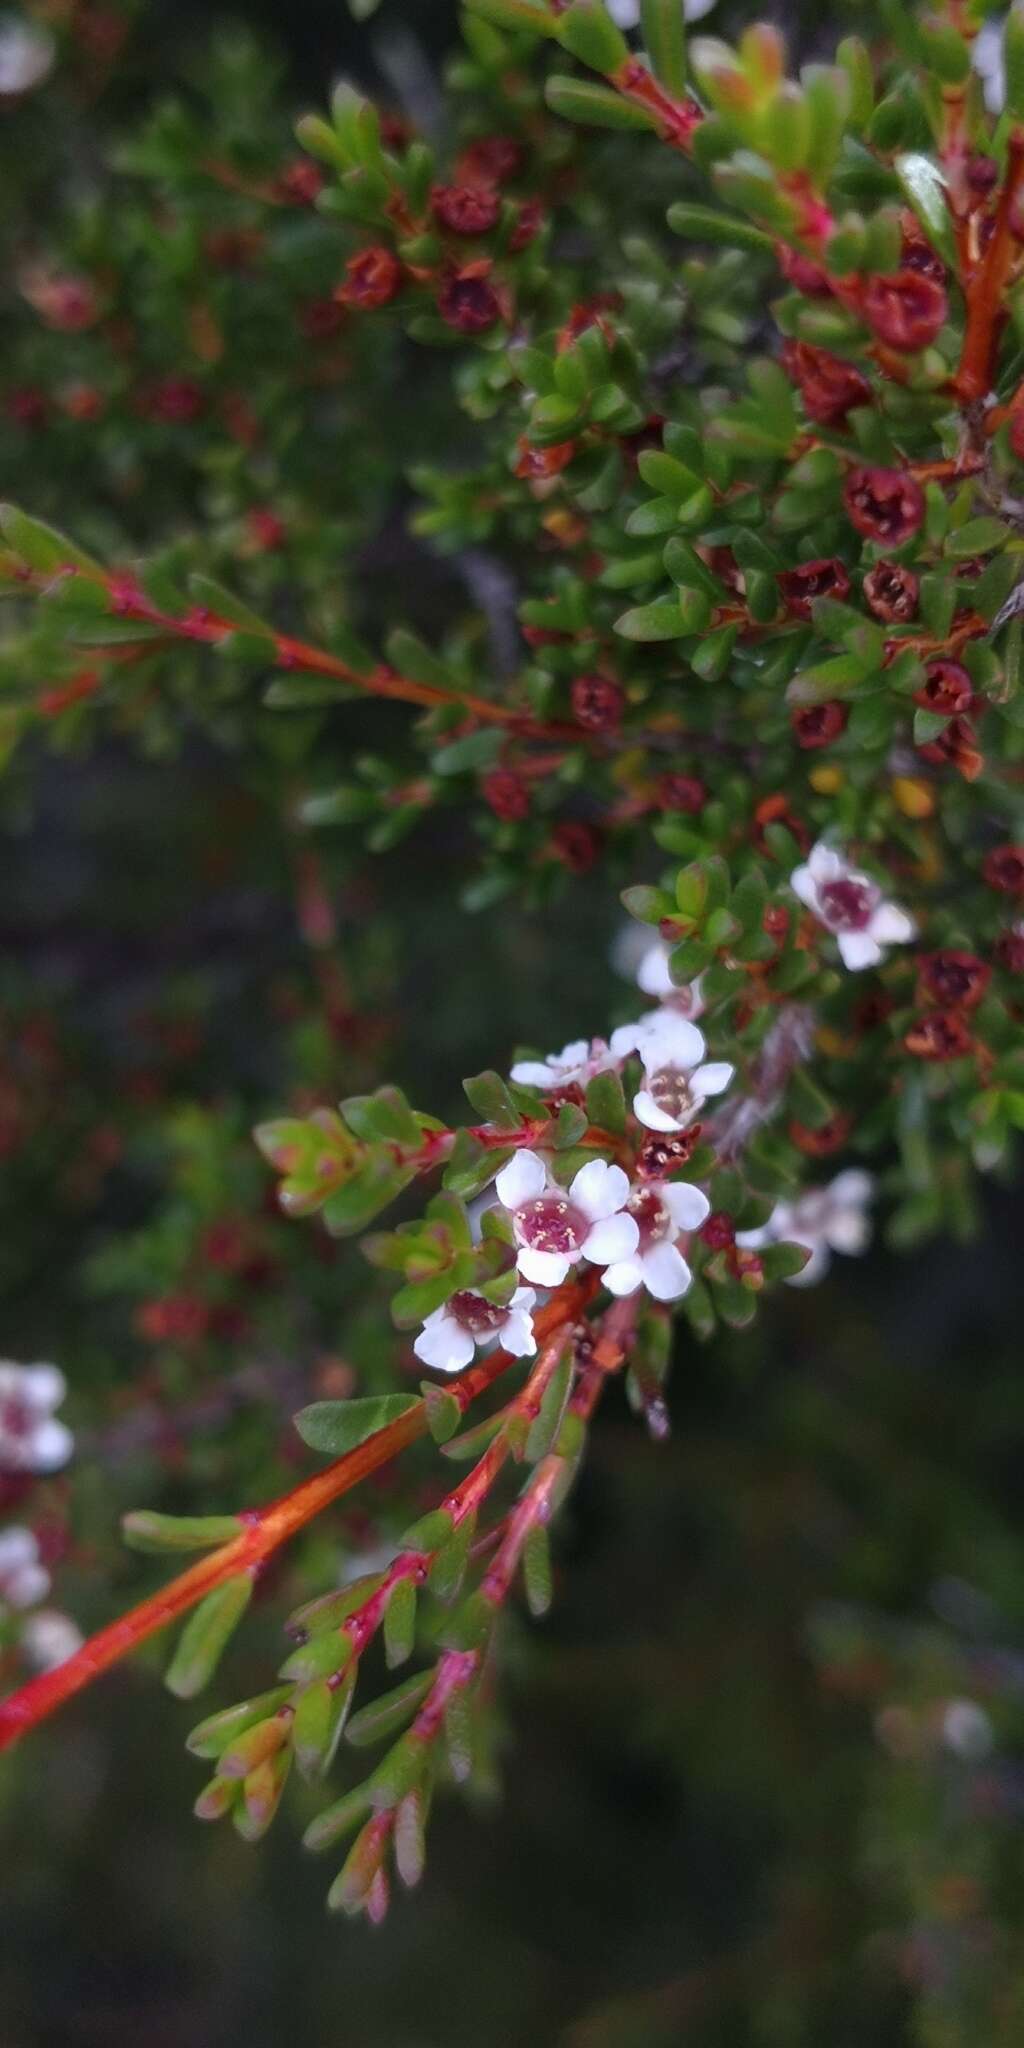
(3, 0), (1024, 1924)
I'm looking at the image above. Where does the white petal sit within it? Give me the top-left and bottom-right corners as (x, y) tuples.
(829, 1169), (873, 1208)
(641, 1012), (706, 1071)
(789, 864), (820, 910)
(413, 1314), (475, 1373)
(868, 902), (916, 945)
(602, 1258), (644, 1297)
(633, 1088), (682, 1133)
(825, 1210), (871, 1256)
(837, 930), (882, 971)
(495, 1148), (548, 1210)
(641, 1242), (692, 1301)
(509, 1286), (536, 1313)
(517, 1247), (572, 1287)
(636, 943), (674, 998)
(581, 1213), (640, 1265)
(735, 1225), (770, 1250)
(570, 1158), (629, 1221)
(499, 1310), (537, 1358)
(6, 1561), (50, 1608)
(0, 1527), (38, 1571)
(24, 1363), (65, 1413)
(808, 842), (843, 882)
(610, 1021), (644, 1058)
(509, 1059), (556, 1087)
(662, 1182), (711, 1231)
(692, 1061), (733, 1100)
(21, 1611), (83, 1671)
(684, 0), (717, 17)
(26, 1418), (74, 1471)
(557, 1040), (590, 1070)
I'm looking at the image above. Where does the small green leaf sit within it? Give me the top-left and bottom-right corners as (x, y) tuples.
(0, 503), (101, 576)
(122, 1511), (244, 1555)
(615, 599), (686, 642)
(545, 74), (658, 131)
(293, 1395), (421, 1457)
(462, 1070), (521, 1128)
(344, 1669), (434, 1749)
(165, 1574), (253, 1700)
(384, 1577), (418, 1669)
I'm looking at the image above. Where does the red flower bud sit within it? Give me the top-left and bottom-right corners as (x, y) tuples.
(246, 508), (286, 551)
(995, 927), (1024, 971)
(904, 1010), (974, 1060)
(917, 950), (990, 1010)
(275, 159), (325, 206)
(570, 675), (624, 731)
(336, 247), (402, 310)
(147, 376), (205, 424)
(510, 199), (544, 252)
(914, 660), (974, 716)
(863, 561), (918, 622)
(551, 821), (600, 873)
(481, 770), (530, 822)
(753, 793), (811, 855)
(700, 1211), (735, 1250)
(860, 271), (947, 352)
(778, 244), (832, 296)
(901, 233), (948, 285)
(843, 465), (925, 546)
(777, 557), (851, 619)
(455, 137), (525, 188)
(655, 773), (706, 814)
(782, 340), (871, 426)
(432, 183), (502, 236)
(437, 265), (502, 334)
(983, 843), (1024, 895)
(918, 715), (983, 781)
(789, 1111), (853, 1157)
(967, 154), (999, 196)
(514, 436), (576, 480)
(791, 701), (848, 749)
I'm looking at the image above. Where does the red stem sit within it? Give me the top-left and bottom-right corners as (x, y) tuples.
(0, 1286), (589, 1751)
(954, 128), (1024, 403)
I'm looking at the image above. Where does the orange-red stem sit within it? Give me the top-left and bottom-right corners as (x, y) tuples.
(0, 1287), (589, 1751)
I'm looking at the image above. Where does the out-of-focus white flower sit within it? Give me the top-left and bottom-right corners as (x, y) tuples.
(0, 1361), (73, 1473)
(0, 1525), (50, 1609)
(603, 1180), (710, 1300)
(495, 1150), (638, 1287)
(737, 1169), (873, 1284)
(509, 1038), (617, 1091)
(942, 1698), (995, 1761)
(20, 1608), (83, 1672)
(607, 0), (717, 27)
(974, 17), (1005, 113)
(414, 1286), (537, 1374)
(611, 1009), (733, 1132)
(791, 842), (916, 971)
(636, 941), (705, 1019)
(0, 13), (55, 95)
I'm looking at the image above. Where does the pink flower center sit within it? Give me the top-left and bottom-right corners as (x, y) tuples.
(0, 1398), (29, 1442)
(818, 877), (878, 932)
(515, 1195), (587, 1256)
(626, 1188), (672, 1249)
(449, 1291), (509, 1336)
(649, 1068), (700, 1122)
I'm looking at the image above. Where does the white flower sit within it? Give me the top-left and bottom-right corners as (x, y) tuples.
(737, 1169), (873, 1285)
(509, 1038), (616, 1091)
(942, 1699), (994, 1762)
(611, 1009), (733, 1133)
(0, 15), (55, 96)
(0, 1525), (50, 1610)
(20, 1608), (83, 1672)
(607, 0), (717, 27)
(495, 1149), (639, 1287)
(0, 1361), (73, 1473)
(791, 842), (916, 972)
(414, 1285), (537, 1374)
(974, 18), (1004, 114)
(603, 1180), (710, 1301)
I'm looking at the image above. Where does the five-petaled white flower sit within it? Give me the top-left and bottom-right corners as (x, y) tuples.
(495, 1150), (638, 1287)
(611, 1010), (733, 1133)
(0, 1525), (50, 1610)
(603, 1180), (710, 1301)
(414, 1285), (537, 1375)
(0, 1361), (73, 1473)
(509, 1038), (616, 1092)
(20, 1608), (83, 1672)
(737, 1169), (873, 1285)
(790, 842), (916, 972)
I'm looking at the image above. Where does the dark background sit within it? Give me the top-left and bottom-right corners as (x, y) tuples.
(3, 5), (1024, 2046)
